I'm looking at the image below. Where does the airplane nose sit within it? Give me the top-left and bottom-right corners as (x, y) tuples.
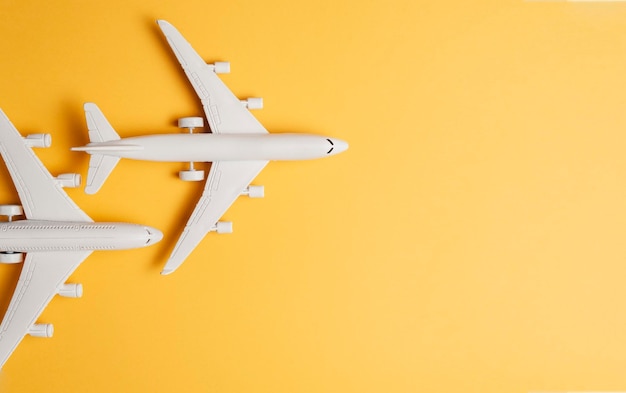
(146, 227), (164, 245)
(332, 138), (349, 154)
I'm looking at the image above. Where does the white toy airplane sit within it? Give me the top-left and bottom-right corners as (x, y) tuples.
(72, 20), (348, 275)
(0, 109), (163, 368)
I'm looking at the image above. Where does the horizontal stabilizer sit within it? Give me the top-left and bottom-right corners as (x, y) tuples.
(76, 103), (124, 194)
(84, 103), (120, 143)
(85, 154), (120, 194)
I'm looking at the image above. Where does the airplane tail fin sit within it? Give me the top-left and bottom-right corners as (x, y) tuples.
(84, 154), (120, 194)
(82, 103), (121, 194)
(84, 102), (120, 143)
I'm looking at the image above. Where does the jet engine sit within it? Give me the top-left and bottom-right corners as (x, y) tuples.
(211, 62), (230, 74)
(55, 173), (81, 188)
(241, 185), (264, 198)
(28, 324), (54, 338)
(241, 98), (263, 110)
(58, 283), (83, 298)
(23, 133), (52, 148)
(213, 221), (233, 234)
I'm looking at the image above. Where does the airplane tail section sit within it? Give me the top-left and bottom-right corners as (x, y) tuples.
(80, 103), (121, 194)
(84, 102), (120, 143)
(84, 154), (120, 194)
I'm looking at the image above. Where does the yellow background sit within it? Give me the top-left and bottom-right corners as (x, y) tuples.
(1, 1), (626, 392)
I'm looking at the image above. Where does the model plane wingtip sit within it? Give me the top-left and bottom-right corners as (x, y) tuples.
(161, 255), (185, 275)
(156, 20), (171, 29)
(160, 268), (174, 276)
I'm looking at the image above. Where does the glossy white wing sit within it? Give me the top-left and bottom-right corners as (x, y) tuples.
(0, 109), (92, 222)
(0, 251), (91, 368)
(162, 160), (268, 274)
(157, 20), (268, 135)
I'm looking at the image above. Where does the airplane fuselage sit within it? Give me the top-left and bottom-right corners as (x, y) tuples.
(0, 220), (161, 253)
(76, 133), (347, 162)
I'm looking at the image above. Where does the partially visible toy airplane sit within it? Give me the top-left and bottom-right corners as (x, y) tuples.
(0, 109), (163, 368)
(72, 20), (348, 275)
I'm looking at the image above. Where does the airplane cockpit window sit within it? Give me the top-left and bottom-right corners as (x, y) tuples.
(326, 138), (334, 154)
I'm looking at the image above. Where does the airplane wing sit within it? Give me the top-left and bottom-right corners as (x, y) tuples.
(156, 20), (270, 274)
(157, 20), (268, 135)
(0, 109), (92, 222)
(0, 251), (91, 368)
(162, 160), (268, 275)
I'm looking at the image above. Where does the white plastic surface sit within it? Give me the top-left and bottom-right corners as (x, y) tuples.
(241, 98), (263, 110)
(213, 62), (230, 74)
(27, 324), (53, 338)
(58, 283), (83, 298)
(55, 173), (81, 188)
(0, 204), (23, 218)
(0, 108), (164, 369)
(156, 21), (267, 136)
(242, 185), (264, 198)
(71, 103), (122, 194)
(214, 221), (233, 234)
(178, 117), (204, 129)
(179, 169), (205, 181)
(23, 134), (52, 148)
(71, 21), (348, 275)
(0, 252), (24, 264)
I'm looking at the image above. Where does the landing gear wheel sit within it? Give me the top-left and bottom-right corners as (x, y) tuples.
(178, 117), (204, 130)
(179, 170), (205, 181)
(0, 252), (24, 264)
(0, 205), (23, 221)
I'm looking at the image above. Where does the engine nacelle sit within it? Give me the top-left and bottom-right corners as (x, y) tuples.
(58, 283), (83, 298)
(212, 221), (233, 234)
(28, 324), (54, 338)
(23, 134), (52, 148)
(211, 61), (230, 74)
(55, 173), (81, 188)
(241, 185), (264, 198)
(241, 97), (263, 110)
(0, 252), (24, 264)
